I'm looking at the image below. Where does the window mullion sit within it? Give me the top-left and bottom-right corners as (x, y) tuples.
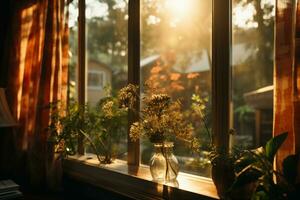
(212, 0), (231, 152)
(127, 0), (140, 166)
(77, 0), (86, 155)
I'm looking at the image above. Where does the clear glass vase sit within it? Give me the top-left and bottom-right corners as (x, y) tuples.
(149, 142), (179, 183)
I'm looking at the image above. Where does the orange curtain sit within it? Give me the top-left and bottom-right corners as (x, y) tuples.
(274, 0), (300, 167)
(5, 0), (69, 188)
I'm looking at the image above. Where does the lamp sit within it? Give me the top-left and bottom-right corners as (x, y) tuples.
(0, 88), (17, 127)
(0, 88), (21, 198)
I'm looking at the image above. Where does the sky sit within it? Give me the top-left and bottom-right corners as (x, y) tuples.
(68, 0), (275, 30)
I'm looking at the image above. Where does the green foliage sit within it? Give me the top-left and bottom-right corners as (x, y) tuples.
(233, 165), (262, 188)
(48, 88), (130, 164)
(190, 94), (211, 149)
(234, 147), (264, 173)
(87, 93), (128, 163)
(231, 132), (300, 199)
(208, 146), (242, 169)
(48, 101), (87, 157)
(265, 132), (287, 162)
(234, 105), (254, 123)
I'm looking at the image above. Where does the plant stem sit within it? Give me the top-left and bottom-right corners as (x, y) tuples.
(79, 130), (102, 164)
(161, 143), (177, 182)
(199, 111), (212, 146)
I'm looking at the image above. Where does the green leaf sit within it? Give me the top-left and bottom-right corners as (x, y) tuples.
(253, 190), (268, 200)
(235, 153), (256, 173)
(265, 132), (288, 162)
(231, 166), (262, 189)
(234, 147), (264, 173)
(282, 154), (299, 185)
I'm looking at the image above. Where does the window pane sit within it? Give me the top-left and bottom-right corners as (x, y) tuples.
(141, 0), (212, 177)
(68, 0), (78, 101)
(86, 0), (128, 161)
(231, 0), (275, 149)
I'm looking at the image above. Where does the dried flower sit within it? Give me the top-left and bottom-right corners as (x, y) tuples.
(144, 94), (171, 116)
(102, 100), (115, 119)
(129, 91), (193, 144)
(118, 84), (138, 109)
(129, 122), (143, 142)
(190, 138), (201, 152)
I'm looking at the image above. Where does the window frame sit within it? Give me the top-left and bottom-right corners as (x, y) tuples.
(77, 0), (86, 155)
(76, 0), (231, 172)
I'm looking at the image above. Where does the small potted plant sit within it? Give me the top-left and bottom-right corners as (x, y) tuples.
(190, 94), (238, 198)
(48, 101), (88, 158)
(49, 90), (130, 164)
(48, 101), (105, 163)
(85, 91), (129, 164)
(207, 147), (237, 199)
(47, 101), (102, 190)
(121, 85), (198, 183)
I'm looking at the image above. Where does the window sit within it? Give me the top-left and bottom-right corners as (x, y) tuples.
(68, 0), (79, 101)
(88, 71), (105, 89)
(68, 0), (275, 191)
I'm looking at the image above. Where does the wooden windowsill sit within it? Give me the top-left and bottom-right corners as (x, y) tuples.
(63, 154), (219, 200)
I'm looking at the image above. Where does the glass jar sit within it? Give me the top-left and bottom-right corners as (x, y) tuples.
(149, 142), (179, 183)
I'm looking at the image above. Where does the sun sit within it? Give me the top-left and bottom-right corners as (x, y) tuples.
(165, 0), (193, 19)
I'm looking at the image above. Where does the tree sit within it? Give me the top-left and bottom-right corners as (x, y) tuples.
(233, 0), (274, 96)
(232, 0), (275, 143)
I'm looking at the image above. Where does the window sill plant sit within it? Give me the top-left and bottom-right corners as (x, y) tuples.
(122, 85), (198, 183)
(48, 86), (131, 164)
(230, 132), (300, 200)
(190, 93), (237, 198)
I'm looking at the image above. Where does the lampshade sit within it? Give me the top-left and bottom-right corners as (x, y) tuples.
(0, 88), (17, 127)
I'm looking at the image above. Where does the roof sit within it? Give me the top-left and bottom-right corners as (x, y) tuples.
(244, 85), (273, 109)
(88, 59), (112, 73)
(140, 55), (161, 67)
(140, 43), (253, 73)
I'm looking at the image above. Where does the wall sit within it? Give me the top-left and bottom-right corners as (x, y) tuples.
(87, 60), (112, 106)
(0, 0), (13, 87)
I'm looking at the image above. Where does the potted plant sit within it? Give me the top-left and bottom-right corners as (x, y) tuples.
(48, 101), (104, 163)
(190, 94), (239, 198)
(230, 132), (300, 199)
(208, 147), (239, 199)
(47, 101), (102, 190)
(122, 85), (198, 183)
(49, 91), (131, 164)
(85, 91), (129, 164)
(48, 101), (87, 157)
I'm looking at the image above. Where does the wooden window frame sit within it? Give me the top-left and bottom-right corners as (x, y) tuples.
(77, 0), (86, 155)
(127, 0), (140, 166)
(212, 0), (231, 153)
(76, 0), (231, 173)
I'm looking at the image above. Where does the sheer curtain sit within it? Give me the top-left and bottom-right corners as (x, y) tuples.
(274, 0), (300, 169)
(3, 0), (69, 189)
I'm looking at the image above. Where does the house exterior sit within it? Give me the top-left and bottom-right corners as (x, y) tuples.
(87, 60), (112, 107)
(244, 85), (273, 147)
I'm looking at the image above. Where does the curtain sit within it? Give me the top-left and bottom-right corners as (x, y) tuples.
(274, 0), (300, 168)
(4, 0), (69, 189)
